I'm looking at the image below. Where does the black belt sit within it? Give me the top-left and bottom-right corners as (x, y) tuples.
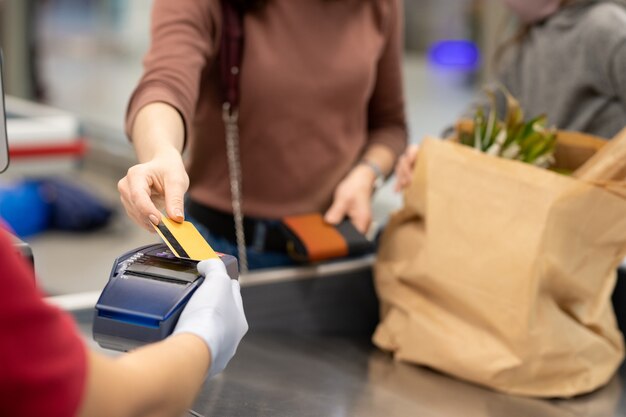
(187, 199), (287, 252)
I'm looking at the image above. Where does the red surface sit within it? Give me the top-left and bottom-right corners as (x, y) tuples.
(9, 139), (87, 158)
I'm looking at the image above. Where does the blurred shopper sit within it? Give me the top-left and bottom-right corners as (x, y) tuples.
(395, 0), (626, 190)
(118, 0), (408, 270)
(0, 230), (248, 417)
(495, 0), (626, 139)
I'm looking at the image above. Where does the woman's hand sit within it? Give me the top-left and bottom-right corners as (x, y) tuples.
(119, 102), (188, 231)
(324, 164), (377, 234)
(118, 148), (189, 231)
(394, 144), (419, 192)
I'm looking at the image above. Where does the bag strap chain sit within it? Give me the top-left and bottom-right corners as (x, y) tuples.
(223, 104), (247, 273)
(220, 0), (247, 273)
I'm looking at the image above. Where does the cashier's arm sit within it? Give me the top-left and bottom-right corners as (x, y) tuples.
(78, 333), (210, 417)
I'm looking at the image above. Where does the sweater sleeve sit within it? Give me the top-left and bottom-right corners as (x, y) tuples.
(609, 38), (626, 116)
(0, 231), (87, 417)
(125, 0), (221, 146)
(585, 3), (626, 120)
(366, 0), (408, 159)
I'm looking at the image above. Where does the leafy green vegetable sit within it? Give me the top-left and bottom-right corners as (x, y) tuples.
(462, 84), (557, 169)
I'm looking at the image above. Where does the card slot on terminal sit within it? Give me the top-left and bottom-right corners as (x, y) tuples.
(126, 263), (199, 283)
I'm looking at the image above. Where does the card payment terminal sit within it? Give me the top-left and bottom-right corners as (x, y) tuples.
(93, 243), (238, 352)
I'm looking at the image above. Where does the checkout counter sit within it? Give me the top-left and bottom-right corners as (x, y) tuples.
(1, 79), (620, 417)
(53, 256), (626, 417)
(0, 27), (612, 412)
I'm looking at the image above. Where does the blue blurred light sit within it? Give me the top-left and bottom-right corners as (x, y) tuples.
(428, 40), (481, 71)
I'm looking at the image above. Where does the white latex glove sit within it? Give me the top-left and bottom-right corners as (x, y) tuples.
(173, 259), (248, 379)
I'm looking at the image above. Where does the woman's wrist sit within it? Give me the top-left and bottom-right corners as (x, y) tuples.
(133, 103), (185, 162)
(152, 146), (183, 163)
(357, 160), (385, 191)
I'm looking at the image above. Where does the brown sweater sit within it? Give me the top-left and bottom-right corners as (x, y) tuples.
(126, 0), (407, 219)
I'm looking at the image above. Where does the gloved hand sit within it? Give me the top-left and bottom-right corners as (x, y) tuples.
(173, 258), (248, 379)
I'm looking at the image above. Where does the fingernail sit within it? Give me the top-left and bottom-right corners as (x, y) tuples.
(149, 214), (160, 225)
(176, 210), (184, 220)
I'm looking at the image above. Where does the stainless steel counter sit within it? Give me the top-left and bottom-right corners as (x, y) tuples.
(186, 332), (625, 417)
(65, 252), (626, 417)
(73, 310), (626, 417)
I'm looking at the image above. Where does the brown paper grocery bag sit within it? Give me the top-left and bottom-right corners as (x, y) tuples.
(373, 133), (626, 398)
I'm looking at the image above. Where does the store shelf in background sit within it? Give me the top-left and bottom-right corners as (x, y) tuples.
(5, 96), (85, 174)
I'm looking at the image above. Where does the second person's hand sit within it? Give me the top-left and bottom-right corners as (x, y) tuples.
(324, 163), (376, 234)
(118, 148), (189, 231)
(394, 144), (419, 192)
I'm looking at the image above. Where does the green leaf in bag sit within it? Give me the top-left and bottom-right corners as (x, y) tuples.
(499, 83), (524, 130)
(483, 88), (498, 151)
(461, 86), (558, 170)
(474, 108), (484, 151)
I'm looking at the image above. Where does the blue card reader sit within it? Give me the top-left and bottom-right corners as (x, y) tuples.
(93, 243), (238, 352)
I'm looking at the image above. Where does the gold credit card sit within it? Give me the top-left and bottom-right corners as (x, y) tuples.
(153, 216), (218, 261)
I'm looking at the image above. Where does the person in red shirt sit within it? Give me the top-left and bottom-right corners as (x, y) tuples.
(0, 229), (247, 417)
